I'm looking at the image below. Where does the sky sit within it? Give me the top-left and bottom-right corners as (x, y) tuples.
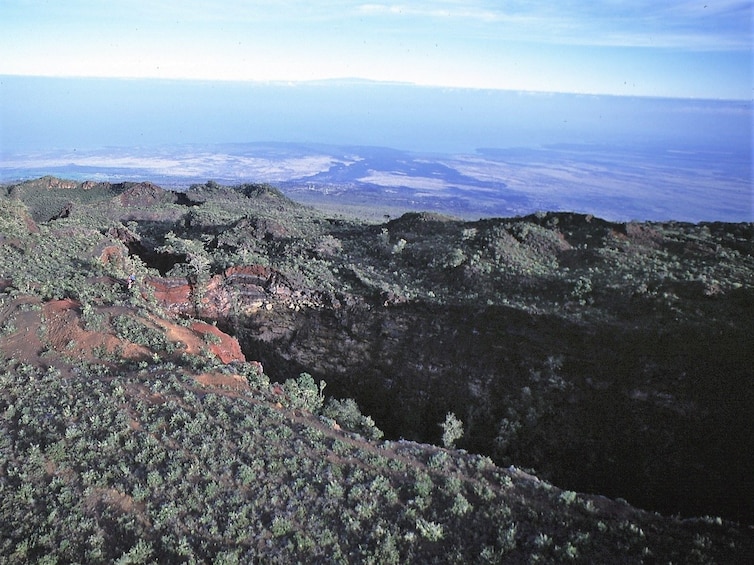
(0, 1), (752, 99)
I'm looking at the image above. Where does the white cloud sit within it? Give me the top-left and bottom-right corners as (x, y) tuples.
(0, 0), (749, 97)
(356, 0), (753, 50)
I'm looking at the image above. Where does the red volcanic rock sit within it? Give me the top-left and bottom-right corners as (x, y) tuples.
(146, 277), (195, 316)
(106, 225), (141, 245)
(146, 265), (287, 319)
(145, 264), (319, 324)
(194, 372), (248, 390)
(95, 242), (128, 268)
(39, 176), (78, 190)
(45, 298), (81, 312)
(195, 274), (235, 320)
(225, 264), (274, 281)
(190, 321), (245, 363)
(119, 182), (172, 207)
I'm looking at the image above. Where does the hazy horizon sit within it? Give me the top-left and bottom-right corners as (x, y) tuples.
(2, 75), (751, 156)
(1, 2), (751, 222)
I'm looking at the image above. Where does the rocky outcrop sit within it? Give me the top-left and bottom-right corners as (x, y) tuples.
(0, 295), (245, 367)
(147, 277), (195, 316)
(94, 241), (129, 270)
(119, 182), (176, 207)
(33, 176), (79, 190)
(230, 216), (289, 241)
(146, 264), (325, 321)
(188, 320), (244, 363)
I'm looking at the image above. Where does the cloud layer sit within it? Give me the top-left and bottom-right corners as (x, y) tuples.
(0, 1), (750, 97)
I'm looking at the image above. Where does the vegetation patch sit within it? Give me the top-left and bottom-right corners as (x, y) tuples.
(0, 177), (752, 562)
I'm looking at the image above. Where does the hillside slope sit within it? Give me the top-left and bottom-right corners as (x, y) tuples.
(1, 177), (752, 562)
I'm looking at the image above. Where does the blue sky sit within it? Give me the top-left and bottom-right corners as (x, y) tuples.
(1, 1), (751, 99)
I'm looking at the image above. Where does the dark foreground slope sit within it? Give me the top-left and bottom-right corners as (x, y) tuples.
(1, 177), (752, 562)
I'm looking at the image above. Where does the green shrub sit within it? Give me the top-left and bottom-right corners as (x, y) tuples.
(416, 517), (444, 541)
(283, 373), (326, 412)
(322, 397), (384, 440)
(440, 412), (464, 449)
(111, 314), (176, 353)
